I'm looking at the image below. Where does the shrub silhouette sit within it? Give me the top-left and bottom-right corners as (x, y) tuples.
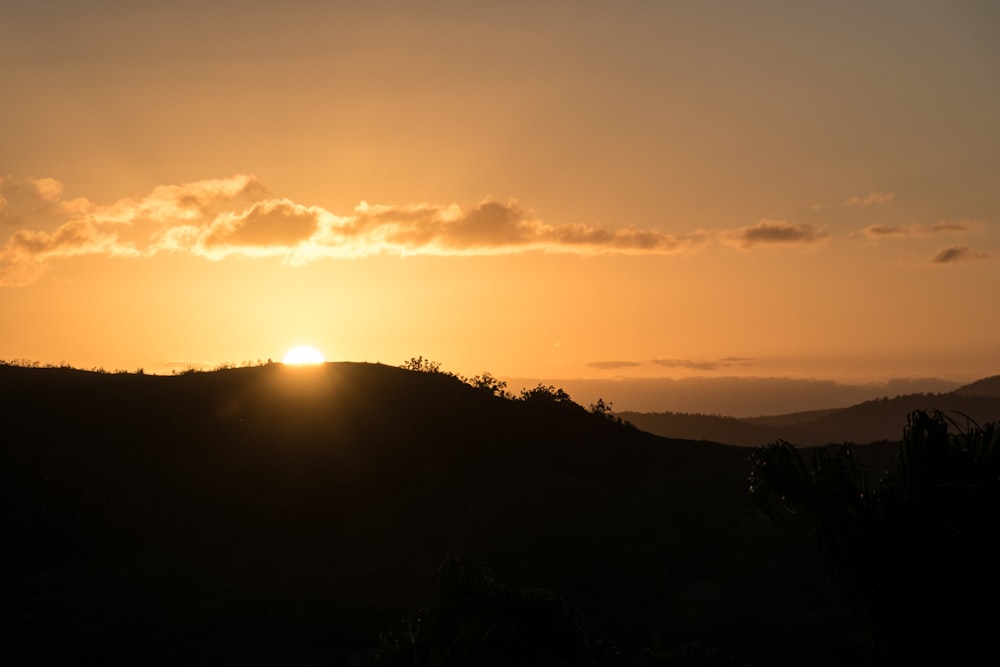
(749, 410), (1000, 665)
(519, 384), (573, 404)
(589, 398), (635, 428)
(373, 557), (594, 666)
(466, 372), (511, 399)
(401, 356), (445, 374)
(398, 358), (590, 408)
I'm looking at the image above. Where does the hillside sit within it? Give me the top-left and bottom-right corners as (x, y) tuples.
(622, 379), (1000, 447)
(0, 362), (866, 666)
(954, 374), (1000, 399)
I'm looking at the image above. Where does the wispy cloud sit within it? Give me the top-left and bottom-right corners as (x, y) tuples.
(862, 224), (908, 238)
(587, 357), (754, 372)
(1, 174), (708, 285)
(6, 220), (137, 259)
(586, 361), (643, 370)
(651, 357), (753, 371)
(842, 191), (895, 207)
(319, 200), (705, 258)
(931, 246), (988, 264)
(0, 175), (88, 229)
(1, 173), (273, 266)
(929, 220), (974, 233)
(0, 175), (144, 284)
(720, 219), (829, 249)
(858, 220), (975, 239)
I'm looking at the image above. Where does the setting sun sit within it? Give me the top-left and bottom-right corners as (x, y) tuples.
(4, 4), (1000, 663)
(282, 345), (325, 365)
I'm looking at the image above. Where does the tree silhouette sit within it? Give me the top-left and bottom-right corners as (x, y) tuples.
(466, 372), (511, 399)
(750, 410), (1000, 665)
(519, 384), (572, 404)
(401, 356), (444, 374)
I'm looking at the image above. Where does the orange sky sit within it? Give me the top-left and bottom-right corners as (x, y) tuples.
(2, 1), (998, 386)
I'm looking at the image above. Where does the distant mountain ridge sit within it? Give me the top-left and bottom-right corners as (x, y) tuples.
(953, 374), (1000, 399)
(620, 374), (1000, 447)
(509, 375), (967, 417)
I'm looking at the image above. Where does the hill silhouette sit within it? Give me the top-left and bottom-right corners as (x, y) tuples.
(621, 377), (1000, 447)
(953, 373), (1000, 399)
(3, 362), (875, 665)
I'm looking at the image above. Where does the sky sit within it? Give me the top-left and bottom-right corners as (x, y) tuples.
(2, 1), (998, 394)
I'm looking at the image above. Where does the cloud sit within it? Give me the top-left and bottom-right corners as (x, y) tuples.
(930, 246), (988, 264)
(861, 224), (908, 238)
(720, 219), (829, 248)
(929, 220), (974, 233)
(94, 174), (270, 225)
(719, 356), (754, 364)
(842, 191), (895, 207)
(0, 213), (139, 287)
(0, 176), (83, 229)
(2, 174), (713, 285)
(651, 357), (753, 371)
(7, 220), (134, 259)
(332, 200), (704, 257)
(205, 200), (319, 248)
(1, 216), (138, 286)
(586, 361), (643, 370)
(586, 357), (754, 371)
(859, 220), (975, 239)
(158, 199), (325, 261)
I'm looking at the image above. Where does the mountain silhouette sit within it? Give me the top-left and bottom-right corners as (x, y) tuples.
(2, 361), (885, 665)
(621, 375), (1000, 447)
(952, 373), (1000, 399)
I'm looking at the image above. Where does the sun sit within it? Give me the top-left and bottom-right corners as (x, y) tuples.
(282, 345), (325, 365)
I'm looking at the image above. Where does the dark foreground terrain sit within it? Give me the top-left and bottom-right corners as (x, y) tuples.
(2, 363), (890, 665)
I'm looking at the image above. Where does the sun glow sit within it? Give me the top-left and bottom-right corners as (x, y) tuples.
(282, 345), (325, 365)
